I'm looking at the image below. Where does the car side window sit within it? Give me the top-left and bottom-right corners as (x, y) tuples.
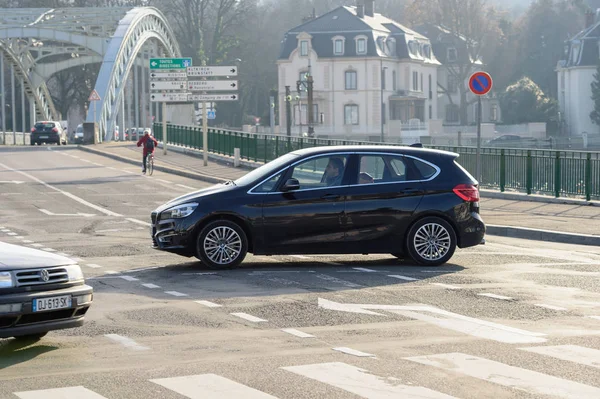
(358, 156), (386, 184)
(254, 172), (284, 193)
(290, 155), (348, 189)
(389, 157), (409, 182)
(412, 159), (437, 179)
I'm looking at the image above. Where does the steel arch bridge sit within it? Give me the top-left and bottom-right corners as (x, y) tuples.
(0, 7), (181, 140)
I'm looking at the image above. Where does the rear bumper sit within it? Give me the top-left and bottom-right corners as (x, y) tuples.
(0, 284), (93, 339)
(457, 212), (486, 248)
(31, 133), (60, 142)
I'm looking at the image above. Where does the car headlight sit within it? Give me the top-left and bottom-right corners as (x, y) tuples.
(64, 265), (84, 282)
(0, 272), (14, 288)
(162, 203), (198, 219)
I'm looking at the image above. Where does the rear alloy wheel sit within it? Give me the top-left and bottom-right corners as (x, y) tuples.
(196, 220), (248, 269)
(406, 217), (456, 266)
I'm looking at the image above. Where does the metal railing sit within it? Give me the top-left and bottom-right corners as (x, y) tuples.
(153, 124), (600, 201)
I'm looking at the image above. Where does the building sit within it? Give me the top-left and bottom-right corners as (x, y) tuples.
(276, 0), (440, 142)
(557, 10), (600, 137)
(413, 24), (500, 126)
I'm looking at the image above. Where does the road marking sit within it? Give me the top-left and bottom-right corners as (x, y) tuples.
(15, 386), (108, 399)
(126, 217), (151, 227)
(405, 352), (600, 398)
(332, 347), (376, 358)
(151, 374), (279, 399)
(92, 162), (103, 166)
(41, 248), (56, 252)
(195, 300), (222, 308)
(388, 275), (419, 281)
(104, 334), (149, 351)
(21, 239), (33, 243)
(142, 283), (161, 289)
(230, 313), (267, 323)
(352, 267), (377, 272)
(71, 257), (84, 262)
(478, 293), (513, 301)
(119, 275), (139, 282)
(105, 270), (119, 275)
(123, 266), (160, 273)
(7, 232), (17, 236)
(519, 345), (600, 369)
(107, 167), (117, 171)
(123, 170), (135, 174)
(290, 255), (311, 259)
(30, 243), (44, 247)
(165, 291), (188, 297)
(85, 264), (102, 269)
(321, 261), (343, 266)
(318, 298), (547, 343)
(282, 362), (455, 399)
(15, 236), (23, 239)
(156, 179), (171, 184)
(315, 274), (360, 288)
(281, 328), (315, 338)
(0, 162), (122, 217)
(56, 252), (70, 257)
(587, 316), (600, 320)
(431, 283), (461, 290)
(176, 184), (197, 190)
(535, 304), (567, 311)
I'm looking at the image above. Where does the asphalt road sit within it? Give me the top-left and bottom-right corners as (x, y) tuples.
(1, 145), (599, 399)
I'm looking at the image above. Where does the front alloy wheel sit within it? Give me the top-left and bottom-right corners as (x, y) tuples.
(196, 220), (248, 269)
(406, 217), (456, 266)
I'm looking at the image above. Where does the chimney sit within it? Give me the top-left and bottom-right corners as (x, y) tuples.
(586, 9), (595, 29)
(357, 4), (365, 18)
(364, 0), (375, 17)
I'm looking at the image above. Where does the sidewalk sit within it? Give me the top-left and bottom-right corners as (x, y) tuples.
(78, 142), (600, 246)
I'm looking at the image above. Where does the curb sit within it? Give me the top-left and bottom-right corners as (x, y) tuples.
(486, 224), (600, 247)
(481, 190), (599, 207)
(77, 145), (228, 184)
(157, 142), (261, 170)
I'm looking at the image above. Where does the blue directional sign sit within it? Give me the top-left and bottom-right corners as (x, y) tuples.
(207, 111), (216, 119)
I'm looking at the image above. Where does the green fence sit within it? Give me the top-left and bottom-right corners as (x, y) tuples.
(153, 123), (600, 201)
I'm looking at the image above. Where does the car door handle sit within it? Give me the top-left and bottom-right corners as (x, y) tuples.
(321, 194), (341, 200)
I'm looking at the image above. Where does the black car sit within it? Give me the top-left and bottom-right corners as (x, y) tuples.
(151, 145), (485, 268)
(30, 121), (68, 146)
(0, 242), (93, 340)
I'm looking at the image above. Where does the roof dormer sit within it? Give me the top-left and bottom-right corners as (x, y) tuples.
(296, 32), (313, 57)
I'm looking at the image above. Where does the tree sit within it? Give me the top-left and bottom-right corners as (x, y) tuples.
(500, 77), (558, 124)
(590, 60), (600, 126)
(407, 0), (503, 125)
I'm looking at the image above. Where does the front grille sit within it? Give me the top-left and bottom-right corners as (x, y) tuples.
(15, 267), (68, 287)
(16, 309), (76, 325)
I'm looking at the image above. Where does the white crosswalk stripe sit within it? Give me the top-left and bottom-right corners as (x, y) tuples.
(519, 345), (600, 369)
(151, 374), (279, 398)
(15, 386), (108, 399)
(405, 352), (600, 399)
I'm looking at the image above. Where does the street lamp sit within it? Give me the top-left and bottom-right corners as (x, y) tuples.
(380, 64), (388, 142)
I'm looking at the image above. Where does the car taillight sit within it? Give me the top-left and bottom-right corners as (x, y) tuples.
(31, 127), (35, 132)
(52, 127), (58, 132)
(453, 184), (479, 202)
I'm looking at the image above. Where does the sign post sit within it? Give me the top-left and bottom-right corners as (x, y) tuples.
(468, 71), (493, 185)
(88, 89), (101, 142)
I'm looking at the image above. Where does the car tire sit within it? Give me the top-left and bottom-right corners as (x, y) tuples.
(405, 217), (456, 266)
(14, 332), (48, 341)
(30, 141), (36, 146)
(195, 220), (248, 269)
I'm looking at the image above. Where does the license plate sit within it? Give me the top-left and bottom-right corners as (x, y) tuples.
(39, 135), (48, 139)
(32, 295), (71, 312)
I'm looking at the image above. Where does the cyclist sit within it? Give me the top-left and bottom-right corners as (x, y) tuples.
(136, 129), (158, 174)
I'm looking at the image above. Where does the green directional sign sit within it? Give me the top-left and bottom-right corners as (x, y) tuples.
(149, 58), (193, 70)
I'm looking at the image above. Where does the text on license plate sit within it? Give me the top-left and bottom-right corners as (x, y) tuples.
(33, 295), (72, 312)
(39, 136), (48, 139)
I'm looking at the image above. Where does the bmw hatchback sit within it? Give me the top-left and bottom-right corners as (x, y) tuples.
(151, 145), (485, 268)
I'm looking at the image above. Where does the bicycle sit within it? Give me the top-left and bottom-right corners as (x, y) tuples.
(145, 153), (154, 176)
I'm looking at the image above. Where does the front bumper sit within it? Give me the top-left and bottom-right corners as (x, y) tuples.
(0, 284), (93, 339)
(151, 212), (194, 253)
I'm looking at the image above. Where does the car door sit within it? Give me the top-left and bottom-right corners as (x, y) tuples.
(343, 153), (428, 253)
(260, 153), (350, 254)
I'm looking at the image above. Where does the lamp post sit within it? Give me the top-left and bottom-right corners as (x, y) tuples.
(380, 63), (388, 142)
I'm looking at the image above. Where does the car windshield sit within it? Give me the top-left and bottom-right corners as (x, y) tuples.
(35, 123), (55, 128)
(234, 153), (299, 187)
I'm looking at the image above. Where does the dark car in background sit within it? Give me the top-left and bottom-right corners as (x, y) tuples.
(0, 242), (93, 341)
(30, 121), (68, 146)
(151, 145), (485, 269)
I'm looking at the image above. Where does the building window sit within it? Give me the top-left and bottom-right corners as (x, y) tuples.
(446, 104), (460, 123)
(300, 40), (308, 56)
(344, 104), (359, 125)
(393, 71), (397, 91)
(293, 104), (319, 125)
(428, 74), (432, 99)
(356, 38), (367, 54)
(447, 75), (458, 94)
(447, 47), (457, 62)
(491, 105), (498, 122)
(412, 71), (419, 91)
(420, 73), (423, 92)
(423, 44), (431, 58)
(390, 100), (425, 122)
(345, 71), (357, 90)
(429, 105), (432, 119)
(298, 71), (308, 92)
(382, 69), (386, 90)
(334, 39), (344, 55)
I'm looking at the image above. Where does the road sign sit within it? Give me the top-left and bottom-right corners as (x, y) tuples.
(88, 89), (100, 101)
(188, 80), (238, 91)
(187, 66), (238, 77)
(150, 92), (190, 102)
(207, 111), (216, 119)
(469, 72), (493, 96)
(149, 58), (192, 70)
(150, 72), (187, 79)
(150, 81), (188, 91)
(189, 94), (238, 101)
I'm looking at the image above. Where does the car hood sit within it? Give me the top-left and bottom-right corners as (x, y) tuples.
(154, 183), (237, 213)
(0, 241), (76, 271)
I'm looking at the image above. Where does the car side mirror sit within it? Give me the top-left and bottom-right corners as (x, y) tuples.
(281, 178), (300, 192)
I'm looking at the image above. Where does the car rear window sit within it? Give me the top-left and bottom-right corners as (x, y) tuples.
(35, 123), (55, 128)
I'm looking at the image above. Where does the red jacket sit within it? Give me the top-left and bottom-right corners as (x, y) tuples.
(137, 134), (158, 156)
